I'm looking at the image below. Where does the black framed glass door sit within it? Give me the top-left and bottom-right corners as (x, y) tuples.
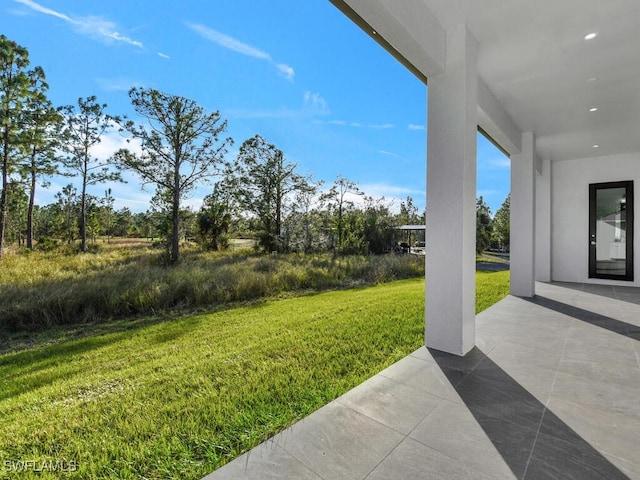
(589, 181), (634, 281)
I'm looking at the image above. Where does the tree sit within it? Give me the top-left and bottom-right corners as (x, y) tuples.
(4, 180), (28, 246)
(397, 196), (421, 225)
(285, 180), (322, 253)
(492, 193), (510, 251)
(114, 87), (232, 263)
(19, 66), (63, 249)
(60, 96), (121, 253)
(0, 35), (32, 258)
(100, 188), (114, 243)
(197, 184), (232, 251)
(228, 135), (312, 252)
(320, 176), (363, 252)
(476, 196), (493, 254)
(55, 183), (78, 244)
(361, 196), (396, 254)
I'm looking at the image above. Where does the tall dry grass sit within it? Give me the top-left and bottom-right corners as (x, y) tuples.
(0, 247), (424, 330)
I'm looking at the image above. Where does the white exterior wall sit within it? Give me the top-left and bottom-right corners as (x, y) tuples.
(551, 153), (640, 286)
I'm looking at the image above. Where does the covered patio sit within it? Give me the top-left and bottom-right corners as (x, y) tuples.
(206, 281), (640, 479)
(205, 1), (639, 477)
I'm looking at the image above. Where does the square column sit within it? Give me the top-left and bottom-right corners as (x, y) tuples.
(425, 25), (478, 355)
(535, 157), (551, 282)
(511, 132), (536, 296)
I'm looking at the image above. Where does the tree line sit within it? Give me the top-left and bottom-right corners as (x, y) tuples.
(1, 34), (509, 264)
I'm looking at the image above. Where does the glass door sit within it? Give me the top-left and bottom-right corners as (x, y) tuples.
(589, 181), (634, 281)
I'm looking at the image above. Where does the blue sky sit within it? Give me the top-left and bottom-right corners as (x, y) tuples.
(2, 0), (510, 215)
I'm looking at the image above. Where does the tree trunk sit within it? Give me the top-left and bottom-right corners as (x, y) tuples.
(0, 128), (9, 259)
(171, 167), (180, 264)
(80, 165), (87, 253)
(27, 155), (36, 250)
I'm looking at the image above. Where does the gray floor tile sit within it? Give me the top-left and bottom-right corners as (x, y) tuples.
(377, 355), (462, 399)
(409, 399), (523, 479)
(561, 336), (637, 367)
(277, 402), (404, 480)
(526, 430), (630, 480)
(543, 397), (640, 466)
(550, 372), (640, 421)
(452, 360), (546, 431)
(495, 362), (558, 405)
(557, 355), (640, 388)
(365, 438), (497, 480)
(203, 441), (322, 480)
(603, 453), (640, 480)
(503, 324), (570, 353)
(335, 374), (441, 434)
(487, 338), (563, 371)
(409, 346), (436, 362)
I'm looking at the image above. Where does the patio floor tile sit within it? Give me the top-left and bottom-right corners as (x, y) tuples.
(335, 374), (441, 434)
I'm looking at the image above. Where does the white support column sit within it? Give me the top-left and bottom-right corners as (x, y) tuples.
(535, 157), (551, 282)
(425, 25), (477, 356)
(511, 132), (536, 296)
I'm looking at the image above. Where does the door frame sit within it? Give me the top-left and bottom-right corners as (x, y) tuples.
(588, 180), (634, 281)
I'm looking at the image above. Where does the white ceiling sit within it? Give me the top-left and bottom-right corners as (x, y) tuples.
(427, 0), (640, 161)
(335, 0), (640, 162)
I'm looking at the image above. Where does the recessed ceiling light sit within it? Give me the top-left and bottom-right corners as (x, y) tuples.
(593, 144), (600, 148)
(584, 32), (598, 40)
(589, 107), (598, 112)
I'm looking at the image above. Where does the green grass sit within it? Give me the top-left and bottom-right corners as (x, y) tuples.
(0, 271), (509, 479)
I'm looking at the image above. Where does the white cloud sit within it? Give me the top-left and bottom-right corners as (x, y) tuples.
(314, 119), (395, 129)
(359, 183), (424, 198)
(187, 22), (295, 81)
(90, 127), (142, 162)
(489, 157), (511, 168)
(227, 91), (329, 120)
(350, 122), (394, 129)
(276, 63), (295, 82)
(186, 23), (270, 59)
(303, 91), (328, 113)
(408, 124), (425, 131)
(14, 0), (144, 48)
(96, 77), (146, 92)
(318, 182), (425, 214)
(379, 150), (401, 158)
(157, 52), (170, 60)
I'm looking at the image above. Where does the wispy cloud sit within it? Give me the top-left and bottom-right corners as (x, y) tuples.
(14, 0), (144, 48)
(96, 77), (147, 92)
(227, 91), (328, 120)
(157, 52), (170, 60)
(303, 91), (328, 114)
(379, 150), (402, 158)
(489, 157), (511, 168)
(360, 183), (424, 198)
(408, 124), (425, 131)
(186, 22), (295, 82)
(315, 120), (395, 130)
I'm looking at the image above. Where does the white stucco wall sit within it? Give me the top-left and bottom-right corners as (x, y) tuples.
(551, 153), (640, 286)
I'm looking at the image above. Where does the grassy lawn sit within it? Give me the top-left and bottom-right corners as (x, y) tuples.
(0, 271), (509, 479)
